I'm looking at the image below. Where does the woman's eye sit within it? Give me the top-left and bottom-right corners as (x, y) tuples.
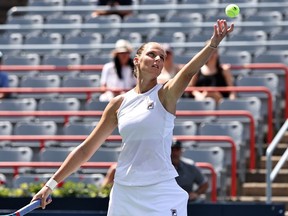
(148, 52), (155, 58)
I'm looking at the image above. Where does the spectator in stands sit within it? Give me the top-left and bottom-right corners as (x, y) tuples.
(101, 141), (209, 203)
(99, 39), (136, 101)
(157, 43), (182, 84)
(171, 140), (209, 202)
(187, 43), (236, 103)
(32, 19), (233, 215)
(91, 0), (133, 19)
(0, 52), (10, 99)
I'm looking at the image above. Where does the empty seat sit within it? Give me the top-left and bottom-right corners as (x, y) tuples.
(45, 14), (82, 36)
(41, 53), (82, 77)
(18, 74), (61, 99)
(243, 11), (283, 36)
(219, 51), (252, 76)
(61, 74), (101, 100)
(5, 15), (44, 36)
(236, 73), (281, 130)
(8, 74), (19, 88)
(83, 15), (122, 38)
(14, 120), (57, 135)
(0, 33), (23, 55)
(63, 122), (97, 136)
(226, 30), (268, 56)
(63, 33), (102, 55)
(2, 53), (40, 77)
(64, 173), (105, 187)
(0, 147), (33, 174)
(176, 98), (217, 123)
(13, 173), (50, 188)
(0, 121), (13, 146)
(0, 98), (37, 123)
(198, 121), (246, 181)
(139, 0), (177, 20)
(178, 0), (219, 18)
(217, 97), (263, 155)
(24, 33), (62, 55)
(164, 13), (203, 36)
(0, 121), (13, 136)
(173, 121), (197, 147)
(121, 14), (160, 40)
(38, 98), (81, 123)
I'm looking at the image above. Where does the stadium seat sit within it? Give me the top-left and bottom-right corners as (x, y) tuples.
(5, 14), (44, 36)
(182, 146), (226, 195)
(138, 0), (177, 20)
(176, 98), (217, 124)
(41, 53), (82, 77)
(38, 98), (81, 123)
(219, 51), (252, 76)
(13, 173), (50, 188)
(44, 14), (82, 36)
(225, 30), (268, 56)
(0, 121), (13, 136)
(217, 97), (263, 155)
(83, 15), (122, 39)
(19, 74), (61, 99)
(236, 73), (281, 130)
(61, 74), (101, 100)
(0, 33), (23, 55)
(0, 98), (37, 123)
(24, 33), (63, 56)
(121, 13), (160, 41)
(2, 53), (41, 77)
(173, 121), (197, 147)
(0, 147), (33, 175)
(63, 32), (102, 55)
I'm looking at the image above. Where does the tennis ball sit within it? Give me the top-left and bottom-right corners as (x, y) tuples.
(225, 4), (240, 18)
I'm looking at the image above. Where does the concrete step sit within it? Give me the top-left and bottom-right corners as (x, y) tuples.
(242, 183), (288, 196)
(263, 143), (288, 156)
(245, 169), (288, 183)
(260, 156), (288, 169)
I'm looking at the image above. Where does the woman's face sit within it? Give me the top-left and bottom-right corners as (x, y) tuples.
(117, 52), (131, 65)
(137, 43), (165, 78)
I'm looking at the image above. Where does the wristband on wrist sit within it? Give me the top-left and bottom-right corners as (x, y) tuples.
(45, 178), (58, 190)
(209, 44), (218, 49)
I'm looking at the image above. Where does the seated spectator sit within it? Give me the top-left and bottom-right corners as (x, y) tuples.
(91, 0), (133, 19)
(0, 52), (10, 99)
(102, 140), (209, 202)
(99, 39), (136, 101)
(187, 42), (236, 103)
(157, 44), (182, 84)
(171, 140), (209, 202)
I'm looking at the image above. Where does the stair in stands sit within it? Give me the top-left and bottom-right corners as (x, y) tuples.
(238, 138), (288, 210)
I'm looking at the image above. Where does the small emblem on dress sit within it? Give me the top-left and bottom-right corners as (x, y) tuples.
(171, 209), (177, 216)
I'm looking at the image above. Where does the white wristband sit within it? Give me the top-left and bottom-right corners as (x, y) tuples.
(45, 178), (58, 190)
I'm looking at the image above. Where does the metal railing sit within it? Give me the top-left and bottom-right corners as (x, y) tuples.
(266, 119), (288, 203)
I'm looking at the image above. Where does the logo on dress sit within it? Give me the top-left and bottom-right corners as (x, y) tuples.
(171, 209), (177, 216)
(146, 97), (154, 110)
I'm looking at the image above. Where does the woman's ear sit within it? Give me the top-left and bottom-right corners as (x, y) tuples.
(133, 57), (139, 65)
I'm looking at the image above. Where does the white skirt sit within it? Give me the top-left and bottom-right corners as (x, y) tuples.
(107, 179), (188, 216)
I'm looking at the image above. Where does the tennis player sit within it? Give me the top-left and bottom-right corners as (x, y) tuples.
(32, 19), (233, 216)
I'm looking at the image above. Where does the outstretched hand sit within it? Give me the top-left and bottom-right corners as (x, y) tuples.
(210, 19), (234, 48)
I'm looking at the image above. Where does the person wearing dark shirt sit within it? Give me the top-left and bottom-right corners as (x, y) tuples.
(92, 0), (133, 19)
(171, 141), (209, 202)
(188, 46), (236, 103)
(0, 52), (9, 99)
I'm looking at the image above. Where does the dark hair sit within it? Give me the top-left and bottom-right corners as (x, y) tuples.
(113, 55), (134, 80)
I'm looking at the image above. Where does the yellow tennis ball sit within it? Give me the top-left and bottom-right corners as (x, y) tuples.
(225, 4), (240, 18)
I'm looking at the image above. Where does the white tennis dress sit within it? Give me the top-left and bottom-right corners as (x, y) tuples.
(107, 84), (188, 216)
